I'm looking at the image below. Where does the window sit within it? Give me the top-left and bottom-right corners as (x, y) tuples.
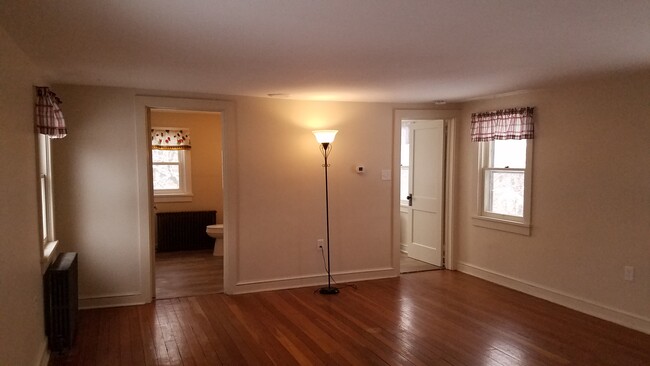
(151, 127), (193, 202)
(152, 149), (192, 202)
(474, 139), (533, 234)
(37, 133), (58, 257)
(470, 106), (534, 235)
(400, 122), (410, 205)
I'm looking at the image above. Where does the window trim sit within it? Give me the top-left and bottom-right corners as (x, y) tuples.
(37, 133), (59, 267)
(152, 148), (193, 203)
(473, 138), (533, 235)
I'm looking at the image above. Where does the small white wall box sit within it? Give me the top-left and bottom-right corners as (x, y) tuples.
(356, 165), (365, 173)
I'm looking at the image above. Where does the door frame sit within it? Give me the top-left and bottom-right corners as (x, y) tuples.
(392, 109), (459, 271)
(135, 96), (238, 303)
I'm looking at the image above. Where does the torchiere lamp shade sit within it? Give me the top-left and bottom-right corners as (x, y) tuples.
(312, 130), (338, 144)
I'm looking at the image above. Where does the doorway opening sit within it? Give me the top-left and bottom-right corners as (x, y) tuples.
(393, 110), (458, 275)
(399, 119), (445, 274)
(149, 109), (225, 298)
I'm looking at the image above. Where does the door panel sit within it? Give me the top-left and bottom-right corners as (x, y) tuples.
(407, 120), (444, 266)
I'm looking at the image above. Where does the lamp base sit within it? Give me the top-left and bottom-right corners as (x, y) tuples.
(318, 286), (339, 295)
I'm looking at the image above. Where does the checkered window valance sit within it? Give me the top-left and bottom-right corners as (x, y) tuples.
(35, 87), (67, 139)
(471, 107), (534, 142)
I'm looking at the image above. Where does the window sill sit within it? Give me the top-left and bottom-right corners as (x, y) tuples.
(41, 240), (59, 274)
(154, 193), (193, 203)
(472, 216), (531, 236)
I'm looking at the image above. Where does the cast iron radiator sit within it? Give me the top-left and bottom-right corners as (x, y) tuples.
(156, 210), (216, 252)
(44, 252), (78, 353)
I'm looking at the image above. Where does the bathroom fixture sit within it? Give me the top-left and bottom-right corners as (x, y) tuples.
(206, 224), (224, 256)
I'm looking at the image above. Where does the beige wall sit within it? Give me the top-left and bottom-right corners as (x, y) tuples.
(50, 73), (650, 333)
(151, 110), (223, 222)
(51, 84), (435, 303)
(456, 71), (650, 330)
(235, 97), (398, 283)
(3, 19), (648, 366)
(0, 27), (49, 366)
(52, 86), (142, 304)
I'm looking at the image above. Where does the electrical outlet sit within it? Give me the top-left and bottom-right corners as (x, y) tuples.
(624, 266), (634, 281)
(317, 239), (324, 250)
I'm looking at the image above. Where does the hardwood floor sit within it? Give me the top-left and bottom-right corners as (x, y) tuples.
(155, 250), (223, 299)
(50, 271), (650, 366)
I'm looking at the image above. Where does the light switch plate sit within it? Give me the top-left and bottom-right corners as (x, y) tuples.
(381, 169), (391, 181)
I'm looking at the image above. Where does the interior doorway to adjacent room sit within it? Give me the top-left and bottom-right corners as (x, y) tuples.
(395, 110), (458, 275)
(149, 109), (225, 298)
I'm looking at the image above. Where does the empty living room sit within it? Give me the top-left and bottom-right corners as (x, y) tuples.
(1, 1), (649, 365)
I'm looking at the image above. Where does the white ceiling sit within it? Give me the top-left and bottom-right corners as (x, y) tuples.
(1, 1), (649, 103)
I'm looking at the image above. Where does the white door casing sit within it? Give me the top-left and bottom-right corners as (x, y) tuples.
(407, 120), (444, 266)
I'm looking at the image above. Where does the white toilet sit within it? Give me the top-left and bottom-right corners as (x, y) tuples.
(206, 224), (224, 256)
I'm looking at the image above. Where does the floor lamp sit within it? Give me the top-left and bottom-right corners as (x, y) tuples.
(313, 130), (339, 295)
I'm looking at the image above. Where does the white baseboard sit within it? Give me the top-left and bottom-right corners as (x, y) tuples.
(233, 267), (399, 295)
(457, 262), (650, 335)
(78, 267), (400, 306)
(79, 292), (147, 309)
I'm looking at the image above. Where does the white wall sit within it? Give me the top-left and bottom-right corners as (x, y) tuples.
(0, 27), (50, 366)
(455, 71), (650, 333)
(234, 97), (398, 287)
(52, 84), (435, 304)
(47, 69), (650, 333)
(52, 86), (143, 307)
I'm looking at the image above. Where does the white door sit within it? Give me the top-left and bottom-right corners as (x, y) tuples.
(407, 120), (444, 266)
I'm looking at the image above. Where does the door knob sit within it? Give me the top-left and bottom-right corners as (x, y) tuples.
(406, 194), (413, 206)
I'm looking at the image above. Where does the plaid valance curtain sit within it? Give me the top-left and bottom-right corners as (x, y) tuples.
(471, 107), (534, 142)
(35, 87), (67, 138)
(151, 129), (191, 150)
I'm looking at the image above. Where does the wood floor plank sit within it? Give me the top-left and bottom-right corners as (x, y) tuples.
(135, 305), (158, 366)
(206, 293), (275, 365)
(229, 294), (302, 365)
(80, 310), (100, 366)
(261, 291), (343, 364)
(153, 300), (184, 365)
(192, 295), (250, 365)
(50, 271), (650, 366)
(172, 298), (221, 365)
(117, 307), (133, 365)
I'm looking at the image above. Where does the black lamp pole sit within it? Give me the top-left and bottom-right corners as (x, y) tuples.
(319, 141), (339, 295)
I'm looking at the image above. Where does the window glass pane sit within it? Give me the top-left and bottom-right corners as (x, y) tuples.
(484, 170), (524, 217)
(400, 167), (409, 202)
(40, 175), (47, 241)
(152, 149), (180, 163)
(153, 165), (180, 190)
(400, 124), (410, 166)
(492, 140), (526, 169)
